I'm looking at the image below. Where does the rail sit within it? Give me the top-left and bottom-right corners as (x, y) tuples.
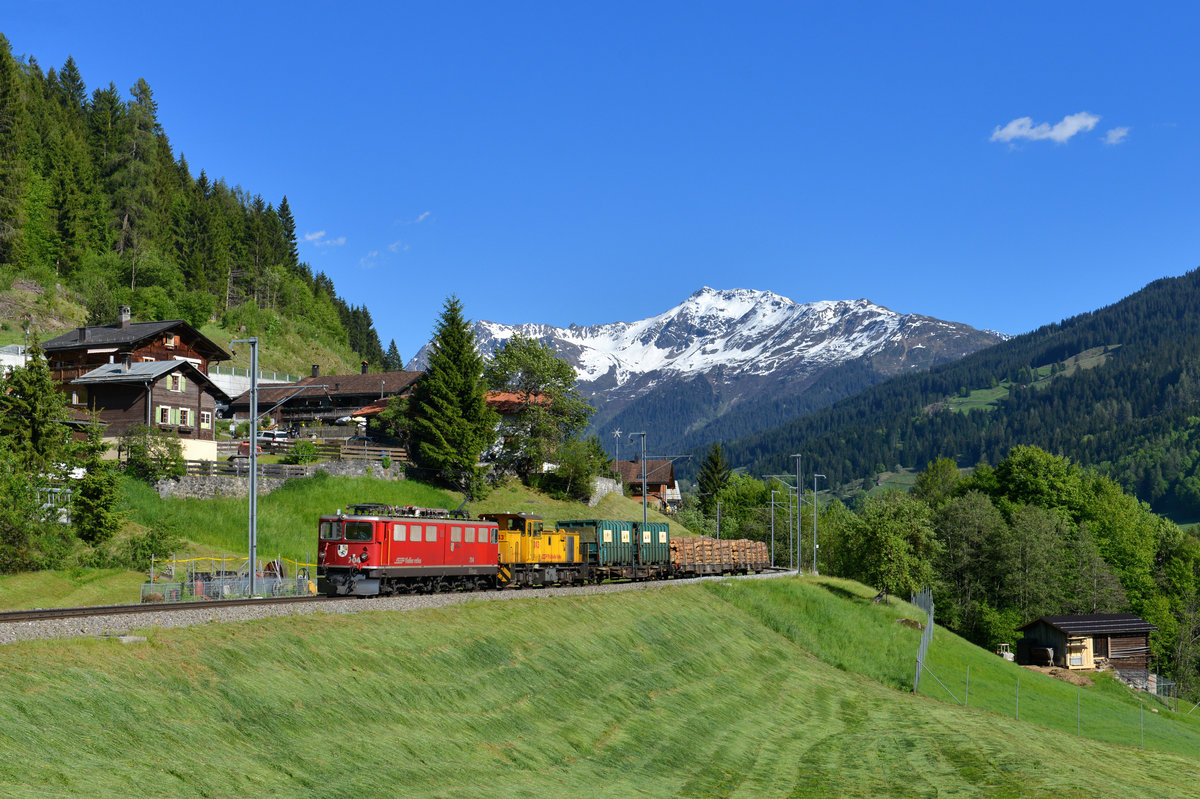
(209, 365), (303, 383)
(214, 439), (407, 460)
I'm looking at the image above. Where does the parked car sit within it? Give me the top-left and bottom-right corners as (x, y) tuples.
(256, 430), (291, 444)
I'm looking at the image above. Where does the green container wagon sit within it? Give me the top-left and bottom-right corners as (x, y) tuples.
(635, 522), (670, 566)
(558, 519), (634, 567)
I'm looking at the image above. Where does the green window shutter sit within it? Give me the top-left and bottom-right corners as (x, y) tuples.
(180, 375), (187, 392)
(170, 407), (179, 424)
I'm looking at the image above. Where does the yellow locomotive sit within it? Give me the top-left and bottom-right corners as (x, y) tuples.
(482, 512), (593, 587)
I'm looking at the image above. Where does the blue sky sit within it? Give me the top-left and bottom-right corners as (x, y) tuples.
(7, 2), (1200, 362)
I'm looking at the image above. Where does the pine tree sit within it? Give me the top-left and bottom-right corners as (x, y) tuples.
(0, 35), (30, 267)
(383, 339), (403, 371)
(0, 345), (76, 471)
(409, 296), (497, 494)
(697, 442), (731, 515)
(277, 195), (298, 269)
(73, 424), (119, 546)
(56, 55), (87, 112)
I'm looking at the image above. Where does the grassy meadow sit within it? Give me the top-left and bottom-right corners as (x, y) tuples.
(0, 576), (1197, 797)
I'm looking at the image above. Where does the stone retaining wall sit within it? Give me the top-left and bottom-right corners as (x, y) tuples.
(156, 460), (404, 499)
(588, 477), (621, 507)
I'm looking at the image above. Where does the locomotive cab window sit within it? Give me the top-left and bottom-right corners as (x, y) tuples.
(319, 521), (341, 540)
(345, 522), (373, 542)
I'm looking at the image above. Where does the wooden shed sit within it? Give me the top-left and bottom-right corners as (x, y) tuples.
(1016, 614), (1156, 671)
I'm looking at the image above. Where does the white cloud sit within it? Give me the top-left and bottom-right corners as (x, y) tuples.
(396, 211), (432, 225)
(304, 230), (346, 247)
(388, 240), (410, 253)
(360, 250), (380, 269)
(1104, 126), (1130, 145)
(990, 111), (1100, 144)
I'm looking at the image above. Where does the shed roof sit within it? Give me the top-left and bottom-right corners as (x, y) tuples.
(616, 459), (676, 487)
(72, 360), (231, 402)
(1017, 613), (1157, 636)
(229, 370), (422, 408)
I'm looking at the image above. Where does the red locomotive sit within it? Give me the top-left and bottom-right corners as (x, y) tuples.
(317, 504), (500, 596)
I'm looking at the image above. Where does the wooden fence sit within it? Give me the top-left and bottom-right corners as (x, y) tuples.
(215, 439), (408, 462)
(184, 460), (315, 479)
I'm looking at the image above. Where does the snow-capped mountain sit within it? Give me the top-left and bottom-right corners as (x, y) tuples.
(409, 288), (1005, 452)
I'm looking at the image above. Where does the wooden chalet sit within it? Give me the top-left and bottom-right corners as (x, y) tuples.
(226, 364), (422, 428)
(616, 459), (682, 512)
(40, 306), (230, 385)
(71, 359), (231, 461)
(39, 307), (232, 461)
(1016, 614), (1157, 672)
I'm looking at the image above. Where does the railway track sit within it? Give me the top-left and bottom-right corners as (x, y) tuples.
(0, 594), (348, 625)
(0, 569), (796, 628)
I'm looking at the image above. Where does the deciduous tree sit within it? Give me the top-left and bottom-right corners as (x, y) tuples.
(483, 334), (593, 480)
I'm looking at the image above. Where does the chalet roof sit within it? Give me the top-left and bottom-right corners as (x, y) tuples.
(349, 399), (391, 418)
(40, 320), (230, 361)
(72, 360), (232, 402)
(485, 390), (552, 415)
(1017, 613), (1158, 637)
(616, 459), (676, 487)
(229, 370), (422, 409)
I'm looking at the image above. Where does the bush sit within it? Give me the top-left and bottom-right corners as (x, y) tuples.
(283, 440), (320, 465)
(120, 526), (185, 571)
(120, 424), (185, 483)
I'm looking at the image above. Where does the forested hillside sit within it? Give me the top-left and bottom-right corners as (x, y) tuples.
(0, 36), (387, 367)
(721, 268), (1200, 518)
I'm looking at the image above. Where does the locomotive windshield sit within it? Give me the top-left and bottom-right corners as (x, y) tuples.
(319, 521), (340, 540)
(344, 522), (374, 542)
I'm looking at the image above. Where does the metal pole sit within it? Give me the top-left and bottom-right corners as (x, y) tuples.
(770, 490), (778, 566)
(813, 473), (825, 576)
(629, 432), (647, 526)
(233, 337), (259, 597)
(787, 490), (793, 571)
(791, 454), (802, 573)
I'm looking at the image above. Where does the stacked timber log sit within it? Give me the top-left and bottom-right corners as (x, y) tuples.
(670, 536), (769, 571)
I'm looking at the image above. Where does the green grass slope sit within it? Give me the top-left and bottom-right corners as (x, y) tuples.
(121, 473), (683, 566)
(0, 578), (1196, 798)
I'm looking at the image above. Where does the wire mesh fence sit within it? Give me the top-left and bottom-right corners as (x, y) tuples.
(142, 554), (318, 602)
(917, 658), (1179, 750)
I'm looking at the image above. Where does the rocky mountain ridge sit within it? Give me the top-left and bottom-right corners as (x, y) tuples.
(410, 287), (1005, 451)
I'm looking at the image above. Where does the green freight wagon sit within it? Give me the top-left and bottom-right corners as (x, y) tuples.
(634, 521), (671, 576)
(557, 519), (635, 578)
